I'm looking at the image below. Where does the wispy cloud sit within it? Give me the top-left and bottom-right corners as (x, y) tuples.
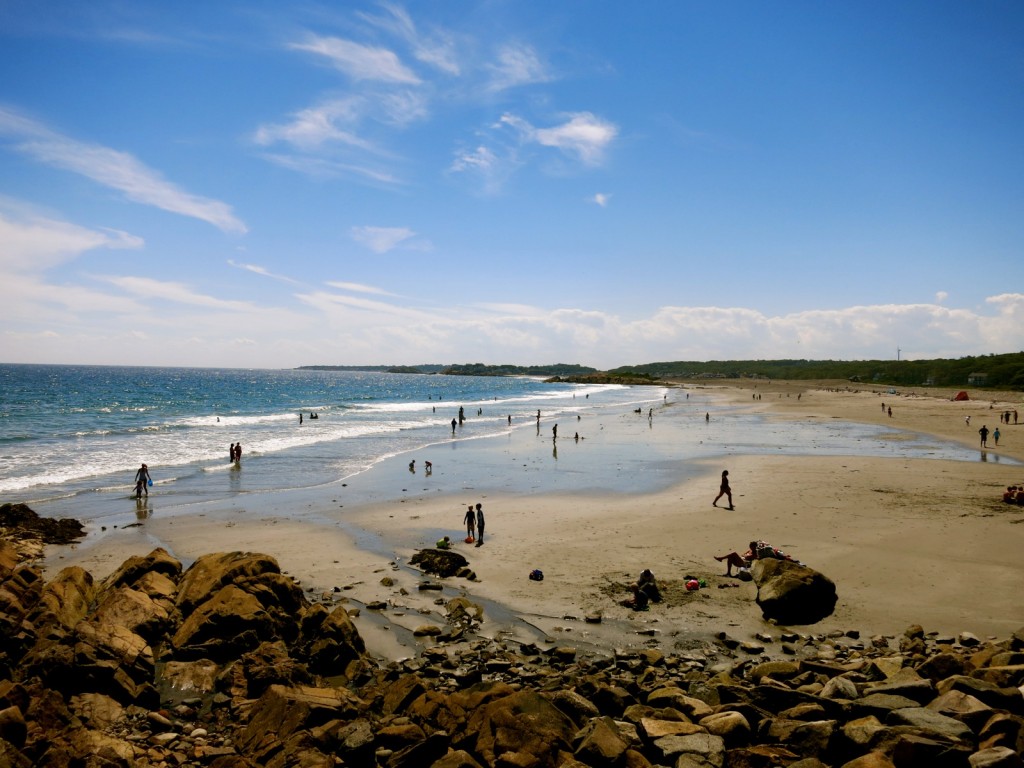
(290, 34), (420, 83)
(501, 111), (618, 165)
(98, 275), (260, 310)
(0, 106), (247, 234)
(487, 43), (550, 91)
(0, 208), (143, 273)
(253, 99), (374, 152)
(590, 192), (611, 207)
(359, 3), (461, 75)
(325, 281), (398, 296)
(227, 259), (300, 284)
(451, 145), (498, 173)
(258, 153), (401, 184)
(350, 225), (418, 253)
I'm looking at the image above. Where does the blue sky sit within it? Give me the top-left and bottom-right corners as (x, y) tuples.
(1, 1), (1022, 369)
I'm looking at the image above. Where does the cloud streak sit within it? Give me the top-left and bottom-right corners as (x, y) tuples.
(290, 35), (420, 83)
(501, 112), (618, 165)
(350, 225), (417, 253)
(0, 107), (247, 234)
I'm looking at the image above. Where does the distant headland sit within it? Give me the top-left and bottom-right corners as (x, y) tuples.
(298, 351), (1024, 390)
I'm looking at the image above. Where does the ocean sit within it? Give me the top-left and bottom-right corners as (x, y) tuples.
(0, 364), (656, 509)
(1, 364), (999, 528)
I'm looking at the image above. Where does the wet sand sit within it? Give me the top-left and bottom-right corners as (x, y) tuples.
(42, 381), (1024, 659)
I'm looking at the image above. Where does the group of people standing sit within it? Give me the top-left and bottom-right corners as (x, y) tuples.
(462, 503), (486, 547)
(228, 442), (243, 463)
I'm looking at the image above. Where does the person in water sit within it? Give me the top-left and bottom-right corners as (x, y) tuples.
(134, 463), (151, 498)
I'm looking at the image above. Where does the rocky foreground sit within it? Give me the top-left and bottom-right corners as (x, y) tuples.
(1, 531), (1023, 767)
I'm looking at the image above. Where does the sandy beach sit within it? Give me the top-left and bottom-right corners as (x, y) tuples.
(41, 381), (1024, 660)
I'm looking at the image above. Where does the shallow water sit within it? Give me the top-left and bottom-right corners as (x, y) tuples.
(3, 365), (1009, 534)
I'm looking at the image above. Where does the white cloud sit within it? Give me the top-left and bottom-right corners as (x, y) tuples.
(935, 291), (948, 303)
(97, 275), (261, 310)
(0, 107), (247, 234)
(500, 111), (618, 165)
(359, 3), (461, 76)
(325, 281), (397, 296)
(0, 210), (143, 273)
(252, 99), (373, 151)
(487, 43), (550, 91)
(350, 225), (416, 253)
(591, 193), (611, 207)
(227, 260), (300, 284)
(450, 145), (497, 173)
(290, 35), (420, 84)
(257, 152), (401, 184)
(533, 112), (618, 165)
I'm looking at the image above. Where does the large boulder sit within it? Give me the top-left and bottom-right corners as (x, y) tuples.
(175, 552), (291, 615)
(103, 547), (182, 591)
(171, 584), (274, 660)
(465, 689), (577, 767)
(410, 549), (469, 578)
(753, 558), (837, 625)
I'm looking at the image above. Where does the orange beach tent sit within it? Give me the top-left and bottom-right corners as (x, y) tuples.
(953, 391), (969, 401)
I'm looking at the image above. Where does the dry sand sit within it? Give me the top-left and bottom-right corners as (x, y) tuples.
(43, 381), (1024, 659)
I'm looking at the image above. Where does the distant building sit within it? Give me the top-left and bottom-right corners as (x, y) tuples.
(967, 372), (988, 385)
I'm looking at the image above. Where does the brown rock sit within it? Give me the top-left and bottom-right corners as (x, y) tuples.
(103, 547), (182, 590)
(969, 746), (1024, 768)
(92, 585), (171, 642)
(466, 689), (577, 767)
(573, 716), (630, 765)
(698, 711), (751, 745)
(171, 584), (271, 660)
(752, 558), (837, 625)
(839, 753), (896, 768)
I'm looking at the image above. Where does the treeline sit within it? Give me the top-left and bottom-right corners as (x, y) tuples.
(607, 352), (1024, 390)
(297, 364), (448, 374)
(296, 363), (600, 377)
(440, 363), (599, 377)
(297, 353), (1024, 389)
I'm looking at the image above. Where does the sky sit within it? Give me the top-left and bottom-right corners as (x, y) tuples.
(1, 1), (1022, 370)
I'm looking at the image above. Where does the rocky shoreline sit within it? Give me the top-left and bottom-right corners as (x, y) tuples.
(2, 507), (1023, 768)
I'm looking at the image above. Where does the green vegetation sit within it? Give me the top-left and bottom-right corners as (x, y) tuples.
(298, 353), (1024, 390)
(297, 364), (446, 374)
(607, 352), (1024, 390)
(440, 363), (599, 377)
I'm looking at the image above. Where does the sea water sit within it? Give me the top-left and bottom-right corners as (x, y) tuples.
(0, 364), (1002, 526)
(0, 364), (653, 507)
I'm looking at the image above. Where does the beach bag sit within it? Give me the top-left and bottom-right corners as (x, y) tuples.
(148, 479), (153, 487)
(529, 569), (544, 581)
(737, 567), (752, 581)
(685, 579), (700, 591)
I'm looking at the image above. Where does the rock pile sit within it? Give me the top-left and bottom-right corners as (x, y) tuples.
(1, 537), (1023, 767)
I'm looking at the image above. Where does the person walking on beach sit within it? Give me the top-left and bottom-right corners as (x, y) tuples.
(475, 503), (485, 546)
(134, 463), (151, 498)
(994, 427), (1001, 446)
(552, 423), (557, 440)
(712, 470), (734, 510)
(979, 425), (990, 448)
(464, 504), (476, 540)
(451, 418), (457, 434)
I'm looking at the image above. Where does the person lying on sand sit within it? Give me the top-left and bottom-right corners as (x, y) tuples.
(714, 540), (799, 576)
